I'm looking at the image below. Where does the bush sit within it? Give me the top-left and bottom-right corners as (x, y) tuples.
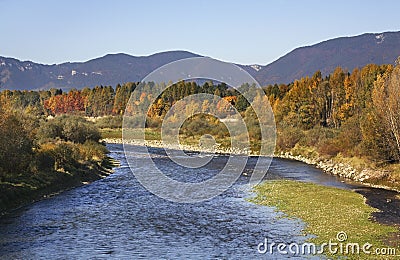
(276, 126), (304, 151)
(317, 139), (341, 157)
(76, 141), (108, 162)
(244, 107), (262, 141)
(49, 142), (79, 170)
(37, 140), (108, 171)
(123, 115), (145, 128)
(334, 116), (362, 157)
(36, 147), (56, 170)
(37, 115), (101, 144)
(178, 114), (230, 139)
(145, 116), (162, 128)
(62, 116), (101, 143)
(36, 119), (63, 143)
(0, 111), (34, 177)
(299, 126), (338, 147)
(95, 116), (123, 129)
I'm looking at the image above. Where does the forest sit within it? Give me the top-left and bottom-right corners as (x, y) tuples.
(1, 60), (400, 191)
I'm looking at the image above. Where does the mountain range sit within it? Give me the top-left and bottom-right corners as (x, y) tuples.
(1, 31), (400, 90)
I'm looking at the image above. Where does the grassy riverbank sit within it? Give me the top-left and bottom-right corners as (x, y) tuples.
(0, 157), (115, 215)
(251, 180), (399, 259)
(0, 114), (116, 215)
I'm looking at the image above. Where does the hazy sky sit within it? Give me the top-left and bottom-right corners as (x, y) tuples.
(1, 0), (399, 65)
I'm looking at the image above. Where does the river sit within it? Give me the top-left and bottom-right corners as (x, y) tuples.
(0, 143), (397, 259)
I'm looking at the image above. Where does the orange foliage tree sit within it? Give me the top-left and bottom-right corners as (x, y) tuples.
(44, 90), (85, 115)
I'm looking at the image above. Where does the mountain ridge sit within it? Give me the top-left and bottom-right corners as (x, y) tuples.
(1, 31), (399, 90)
(255, 31), (400, 84)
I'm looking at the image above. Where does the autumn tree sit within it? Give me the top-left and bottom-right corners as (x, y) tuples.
(44, 90), (85, 115)
(329, 67), (346, 128)
(368, 64), (400, 161)
(0, 109), (34, 179)
(113, 82), (136, 115)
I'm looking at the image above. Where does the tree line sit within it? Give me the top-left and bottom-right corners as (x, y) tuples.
(1, 60), (400, 164)
(266, 62), (400, 163)
(0, 81), (246, 118)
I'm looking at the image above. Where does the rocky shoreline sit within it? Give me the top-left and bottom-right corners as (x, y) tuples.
(277, 152), (371, 182)
(104, 138), (399, 192)
(276, 152), (399, 192)
(103, 138), (251, 155)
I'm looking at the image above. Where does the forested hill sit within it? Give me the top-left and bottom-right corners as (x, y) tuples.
(255, 31), (400, 85)
(1, 31), (400, 90)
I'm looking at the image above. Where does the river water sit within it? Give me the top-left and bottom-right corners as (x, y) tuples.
(0, 144), (386, 259)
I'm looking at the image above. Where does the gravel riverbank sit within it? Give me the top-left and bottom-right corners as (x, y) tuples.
(104, 137), (399, 192)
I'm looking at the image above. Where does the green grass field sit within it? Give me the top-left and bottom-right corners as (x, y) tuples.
(251, 180), (399, 259)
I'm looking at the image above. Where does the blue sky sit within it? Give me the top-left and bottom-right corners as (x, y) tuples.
(1, 0), (399, 65)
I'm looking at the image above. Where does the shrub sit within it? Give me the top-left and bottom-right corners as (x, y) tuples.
(317, 139), (341, 157)
(0, 111), (34, 177)
(62, 116), (101, 143)
(37, 140), (108, 171)
(145, 116), (162, 129)
(178, 114), (230, 139)
(36, 145), (56, 170)
(76, 141), (108, 162)
(123, 115), (145, 128)
(36, 119), (63, 143)
(334, 116), (362, 157)
(244, 106), (262, 141)
(50, 142), (78, 170)
(299, 126), (338, 147)
(95, 116), (123, 129)
(276, 126), (304, 151)
(37, 115), (101, 144)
